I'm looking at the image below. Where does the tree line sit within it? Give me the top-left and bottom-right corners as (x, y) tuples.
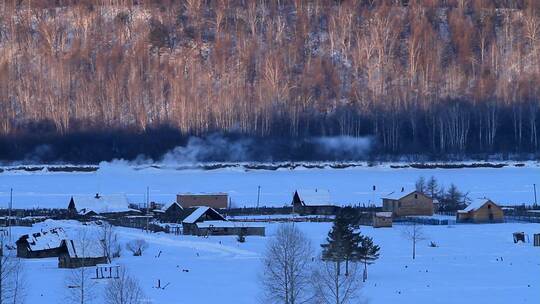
(2, 1), (540, 161)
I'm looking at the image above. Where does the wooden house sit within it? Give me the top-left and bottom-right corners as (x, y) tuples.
(16, 227), (68, 258)
(382, 190), (434, 217)
(182, 206), (226, 235)
(291, 189), (339, 215)
(177, 193), (228, 209)
(153, 202), (184, 223)
(68, 194), (141, 218)
(456, 199), (504, 223)
(373, 212), (393, 228)
(58, 239), (108, 268)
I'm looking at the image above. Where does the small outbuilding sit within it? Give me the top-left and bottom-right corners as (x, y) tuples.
(382, 190), (434, 217)
(373, 212), (393, 228)
(58, 239), (108, 269)
(193, 221), (266, 237)
(68, 194), (141, 218)
(456, 199), (504, 223)
(291, 189), (339, 215)
(154, 202), (184, 223)
(534, 234), (540, 247)
(16, 227), (68, 258)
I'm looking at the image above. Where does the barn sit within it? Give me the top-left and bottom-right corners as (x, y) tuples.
(58, 239), (108, 268)
(177, 193), (229, 209)
(16, 227), (68, 258)
(182, 206), (227, 235)
(382, 190), (434, 217)
(291, 189), (339, 215)
(456, 199), (504, 223)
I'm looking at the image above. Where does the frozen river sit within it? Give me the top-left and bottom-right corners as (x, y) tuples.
(0, 162), (539, 208)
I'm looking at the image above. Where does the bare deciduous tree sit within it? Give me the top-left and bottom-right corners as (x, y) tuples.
(65, 230), (97, 304)
(261, 224), (314, 304)
(100, 222), (120, 261)
(104, 268), (145, 304)
(0, 236), (26, 304)
(312, 260), (362, 304)
(401, 223), (426, 260)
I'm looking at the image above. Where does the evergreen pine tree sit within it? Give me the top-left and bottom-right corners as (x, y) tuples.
(322, 214), (361, 276)
(356, 235), (380, 282)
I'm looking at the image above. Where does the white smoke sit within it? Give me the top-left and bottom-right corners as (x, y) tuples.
(311, 136), (372, 159)
(161, 134), (253, 163)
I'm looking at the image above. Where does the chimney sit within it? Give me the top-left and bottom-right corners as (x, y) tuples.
(95, 193), (100, 199)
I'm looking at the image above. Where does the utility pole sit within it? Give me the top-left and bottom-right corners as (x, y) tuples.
(534, 184), (538, 206)
(8, 189), (12, 242)
(256, 186), (261, 210)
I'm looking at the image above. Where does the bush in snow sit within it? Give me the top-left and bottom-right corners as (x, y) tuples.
(126, 239), (148, 256)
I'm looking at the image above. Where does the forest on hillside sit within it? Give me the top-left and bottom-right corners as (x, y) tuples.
(1, 0), (540, 162)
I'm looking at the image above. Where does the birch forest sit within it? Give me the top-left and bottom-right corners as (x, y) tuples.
(1, 0), (540, 161)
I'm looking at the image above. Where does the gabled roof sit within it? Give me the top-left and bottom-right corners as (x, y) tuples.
(62, 239), (105, 259)
(460, 198), (497, 213)
(383, 190), (430, 201)
(162, 201), (183, 212)
(17, 227), (67, 251)
(71, 194), (138, 214)
(294, 189), (331, 206)
(182, 206), (225, 224)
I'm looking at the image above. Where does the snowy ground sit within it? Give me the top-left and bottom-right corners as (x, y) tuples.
(10, 220), (540, 304)
(1, 161), (540, 208)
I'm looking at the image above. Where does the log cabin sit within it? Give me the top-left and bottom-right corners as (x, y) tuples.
(456, 199), (504, 223)
(382, 190), (434, 217)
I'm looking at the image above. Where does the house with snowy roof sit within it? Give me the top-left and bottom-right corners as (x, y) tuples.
(67, 193), (141, 218)
(291, 189), (340, 215)
(58, 239), (108, 268)
(382, 190), (434, 217)
(181, 206), (226, 235)
(16, 227), (68, 258)
(153, 202), (184, 223)
(457, 198), (504, 223)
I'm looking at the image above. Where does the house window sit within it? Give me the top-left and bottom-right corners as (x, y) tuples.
(487, 204), (491, 209)
(398, 202), (402, 208)
(414, 194), (418, 199)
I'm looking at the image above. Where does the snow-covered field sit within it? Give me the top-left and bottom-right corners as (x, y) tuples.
(12, 220), (540, 304)
(1, 162), (540, 208)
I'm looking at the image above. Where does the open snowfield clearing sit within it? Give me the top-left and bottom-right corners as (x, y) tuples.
(1, 162), (540, 208)
(11, 220), (540, 304)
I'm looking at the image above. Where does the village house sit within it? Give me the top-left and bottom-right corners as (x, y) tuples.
(457, 198), (504, 223)
(58, 239), (108, 268)
(291, 189), (340, 215)
(16, 227), (68, 258)
(153, 202), (184, 223)
(373, 212), (393, 228)
(68, 194), (141, 218)
(177, 193), (229, 209)
(182, 206), (227, 235)
(382, 190), (434, 217)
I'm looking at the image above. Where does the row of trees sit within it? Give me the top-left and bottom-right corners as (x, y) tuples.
(415, 176), (469, 210)
(1, 1), (540, 159)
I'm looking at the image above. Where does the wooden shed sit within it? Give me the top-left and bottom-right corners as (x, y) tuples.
(154, 202), (184, 223)
(291, 189), (340, 215)
(16, 227), (68, 258)
(177, 193), (228, 209)
(373, 212), (393, 228)
(534, 234), (540, 247)
(382, 190), (434, 217)
(58, 239), (108, 269)
(456, 199), (504, 223)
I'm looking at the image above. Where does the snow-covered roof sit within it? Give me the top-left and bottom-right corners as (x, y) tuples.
(161, 201), (183, 212)
(18, 227), (67, 251)
(72, 194), (136, 214)
(64, 239), (105, 259)
(196, 221), (264, 228)
(182, 206), (225, 224)
(461, 198), (494, 212)
(382, 190), (408, 200)
(375, 212), (393, 218)
(296, 189), (331, 206)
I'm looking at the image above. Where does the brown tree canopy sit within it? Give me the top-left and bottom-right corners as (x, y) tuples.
(0, 0), (539, 161)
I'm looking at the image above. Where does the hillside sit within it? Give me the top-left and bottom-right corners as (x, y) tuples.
(1, 1), (540, 162)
